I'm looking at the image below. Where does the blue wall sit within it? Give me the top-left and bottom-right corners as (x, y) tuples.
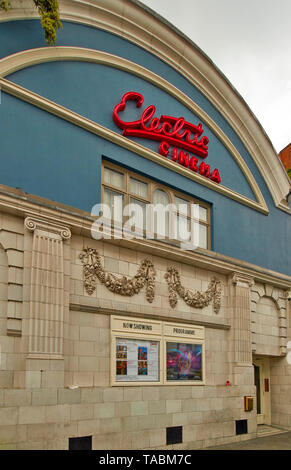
(7, 61), (255, 200)
(0, 19), (290, 276)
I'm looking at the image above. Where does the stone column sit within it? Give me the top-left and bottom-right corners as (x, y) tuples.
(230, 272), (254, 386)
(24, 217), (71, 388)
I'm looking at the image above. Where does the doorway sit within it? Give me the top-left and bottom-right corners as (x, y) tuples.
(253, 356), (271, 425)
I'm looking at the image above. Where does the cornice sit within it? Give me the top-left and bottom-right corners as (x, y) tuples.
(0, 187), (290, 290)
(0, 0), (290, 212)
(69, 303), (231, 331)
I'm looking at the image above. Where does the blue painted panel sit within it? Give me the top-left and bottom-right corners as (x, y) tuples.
(0, 92), (290, 276)
(102, 152), (290, 277)
(0, 20), (290, 276)
(7, 61), (254, 200)
(0, 92), (101, 210)
(0, 19), (277, 208)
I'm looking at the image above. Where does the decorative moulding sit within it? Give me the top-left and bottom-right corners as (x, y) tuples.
(80, 248), (222, 313)
(0, 189), (288, 290)
(69, 303), (231, 330)
(165, 266), (222, 313)
(79, 247), (156, 302)
(231, 272), (254, 288)
(24, 216), (72, 240)
(250, 282), (287, 315)
(250, 282), (287, 356)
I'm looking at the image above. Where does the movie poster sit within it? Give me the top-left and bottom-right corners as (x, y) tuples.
(115, 338), (159, 382)
(166, 342), (202, 381)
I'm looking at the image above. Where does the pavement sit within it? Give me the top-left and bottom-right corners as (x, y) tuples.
(206, 430), (291, 450)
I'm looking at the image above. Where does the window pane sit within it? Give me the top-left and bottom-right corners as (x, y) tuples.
(199, 206), (208, 222)
(198, 224), (208, 249)
(153, 189), (170, 237)
(173, 214), (190, 242)
(174, 196), (189, 216)
(166, 342), (203, 381)
(130, 177), (148, 199)
(104, 167), (124, 189)
(103, 188), (123, 224)
(129, 197), (147, 231)
(153, 189), (170, 205)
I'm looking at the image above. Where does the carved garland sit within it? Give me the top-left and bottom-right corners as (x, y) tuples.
(165, 266), (222, 313)
(79, 248), (222, 313)
(79, 248), (156, 303)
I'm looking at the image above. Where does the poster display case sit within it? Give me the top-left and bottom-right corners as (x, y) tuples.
(111, 316), (205, 386)
(166, 342), (203, 382)
(115, 338), (160, 382)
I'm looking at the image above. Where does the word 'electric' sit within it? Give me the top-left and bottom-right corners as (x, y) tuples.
(113, 92), (221, 184)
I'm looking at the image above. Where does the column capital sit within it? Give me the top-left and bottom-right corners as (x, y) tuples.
(231, 272), (254, 288)
(24, 216), (71, 240)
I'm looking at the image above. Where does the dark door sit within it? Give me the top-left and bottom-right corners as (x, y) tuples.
(254, 364), (261, 414)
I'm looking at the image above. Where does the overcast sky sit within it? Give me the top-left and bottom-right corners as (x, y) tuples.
(141, 0), (291, 153)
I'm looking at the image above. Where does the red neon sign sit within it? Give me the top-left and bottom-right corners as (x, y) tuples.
(113, 92), (221, 184)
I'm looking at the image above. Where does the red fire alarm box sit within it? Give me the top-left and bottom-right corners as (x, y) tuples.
(264, 379), (269, 392)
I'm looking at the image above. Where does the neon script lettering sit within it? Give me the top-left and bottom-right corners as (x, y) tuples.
(113, 92), (221, 184)
(113, 92), (208, 157)
(159, 143), (221, 184)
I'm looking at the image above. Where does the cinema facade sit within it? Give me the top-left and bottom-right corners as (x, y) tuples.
(0, 0), (290, 450)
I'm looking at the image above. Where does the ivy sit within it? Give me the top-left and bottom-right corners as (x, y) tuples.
(0, 0), (10, 11)
(34, 0), (62, 45)
(288, 169), (291, 181)
(0, 0), (62, 45)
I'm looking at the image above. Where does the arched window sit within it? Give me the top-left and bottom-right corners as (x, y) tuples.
(102, 162), (211, 249)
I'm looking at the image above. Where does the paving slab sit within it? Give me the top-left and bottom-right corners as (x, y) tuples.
(205, 431), (291, 450)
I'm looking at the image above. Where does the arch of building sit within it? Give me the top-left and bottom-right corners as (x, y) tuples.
(251, 284), (287, 356)
(0, 0), (290, 213)
(0, 46), (269, 214)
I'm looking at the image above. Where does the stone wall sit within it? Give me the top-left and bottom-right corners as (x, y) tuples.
(0, 384), (256, 450)
(0, 214), (25, 388)
(69, 237), (228, 326)
(270, 301), (291, 428)
(251, 283), (288, 356)
(0, 211), (289, 449)
(254, 297), (280, 356)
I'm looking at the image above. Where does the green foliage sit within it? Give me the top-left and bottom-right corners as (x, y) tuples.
(287, 168), (291, 181)
(34, 0), (62, 45)
(0, 0), (62, 45)
(0, 0), (10, 11)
